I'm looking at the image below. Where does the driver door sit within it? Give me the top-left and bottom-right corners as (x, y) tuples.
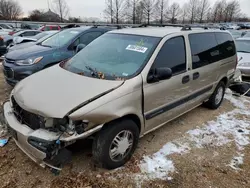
(143, 36), (193, 132)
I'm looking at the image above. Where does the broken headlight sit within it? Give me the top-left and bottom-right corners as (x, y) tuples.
(44, 118), (89, 135)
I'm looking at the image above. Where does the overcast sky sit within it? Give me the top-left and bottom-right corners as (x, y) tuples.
(20, 0), (250, 19)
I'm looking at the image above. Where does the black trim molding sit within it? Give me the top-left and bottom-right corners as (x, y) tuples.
(145, 85), (213, 120)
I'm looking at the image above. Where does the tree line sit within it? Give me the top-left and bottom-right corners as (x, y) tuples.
(104, 0), (248, 24)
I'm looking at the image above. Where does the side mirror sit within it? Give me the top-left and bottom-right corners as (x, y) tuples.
(75, 44), (86, 53)
(147, 67), (172, 83)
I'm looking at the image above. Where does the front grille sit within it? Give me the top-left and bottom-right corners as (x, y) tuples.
(11, 96), (45, 130)
(5, 58), (15, 64)
(3, 66), (14, 78)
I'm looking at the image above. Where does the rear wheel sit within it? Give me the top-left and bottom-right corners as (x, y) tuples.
(205, 81), (226, 109)
(92, 119), (139, 169)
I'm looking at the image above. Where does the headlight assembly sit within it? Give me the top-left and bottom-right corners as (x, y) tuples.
(16, 56), (43, 66)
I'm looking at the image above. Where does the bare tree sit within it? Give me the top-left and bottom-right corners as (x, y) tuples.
(142, 0), (156, 24)
(135, 1), (145, 23)
(0, 0), (22, 20)
(29, 9), (44, 21)
(113, 0), (126, 24)
(53, 0), (69, 22)
(126, 0), (140, 24)
(227, 0), (240, 22)
(154, 0), (168, 24)
(187, 0), (199, 23)
(198, 0), (210, 23)
(167, 2), (181, 24)
(181, 3), (188, 24)
(104, 0), (114, 23)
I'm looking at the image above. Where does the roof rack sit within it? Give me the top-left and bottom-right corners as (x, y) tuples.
(181, 25), (209, 31)
(137, 23), (184, 28)
(92, 24), (124, 29)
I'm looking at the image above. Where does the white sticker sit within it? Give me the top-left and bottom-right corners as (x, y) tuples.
(126, 45), (148, 53)
(122, 73), (128, 76)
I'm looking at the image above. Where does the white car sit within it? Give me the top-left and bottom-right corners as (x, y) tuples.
(12, 31), (57, 45)
(236, 37), (250, 77)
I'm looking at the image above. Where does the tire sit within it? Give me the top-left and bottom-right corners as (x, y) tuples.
(205, 81), (226, 109)
(92, 119), (139, 169)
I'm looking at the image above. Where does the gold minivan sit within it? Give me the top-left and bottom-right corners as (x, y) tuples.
(4, 27), (237, 170)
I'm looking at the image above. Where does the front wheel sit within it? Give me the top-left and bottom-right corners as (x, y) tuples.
(92, 119), (139, 169)
(204, 81), (226, 109)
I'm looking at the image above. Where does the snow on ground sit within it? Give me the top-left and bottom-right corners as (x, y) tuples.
(139, 90), (250, 180)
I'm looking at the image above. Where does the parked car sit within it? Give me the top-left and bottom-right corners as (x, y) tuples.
(235, 37), (250, 77)
(3, 26), (114, 86)
(0, 23), (14, 30)
(228, 30), (244, 39)
(10, 30), (57, 47)
(38, 25), (61, 31)
(7, 31), (58, 53)
(3, 27), (237, 170)
(242, 31), (250, 38)
(0, 30), (41, 56)
(21, 23), (40, 30)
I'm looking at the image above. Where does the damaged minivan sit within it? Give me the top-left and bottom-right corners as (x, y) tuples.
(4, 27), (237, 170)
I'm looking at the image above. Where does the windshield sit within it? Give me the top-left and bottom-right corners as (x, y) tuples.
(31, 32), (47, 40)
(243, 32), (250, 38)
(229, 30), (242, 38)
(236, 40), (250, 53)
(30, 24), (39, 30)
(41, 29), (79, 48)
(63, 33), (160, 80)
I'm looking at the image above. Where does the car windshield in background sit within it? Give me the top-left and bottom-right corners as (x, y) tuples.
(236, 40), (250, 53)
(63, 33), (160, 80)
(229, 30), (242, 38)
(31, 32), (48, 40)
(30, 24), (39, 30)
(41, 29), (79, 48)
(243, 32), (250, 38)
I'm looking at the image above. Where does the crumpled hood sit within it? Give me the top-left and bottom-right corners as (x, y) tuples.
(237, 52), (250, 65)
(13, 65), (124, 118)
(5, 44), (54, 60)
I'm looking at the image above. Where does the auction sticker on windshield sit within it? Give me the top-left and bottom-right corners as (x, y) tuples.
(126, 45), (148, 53)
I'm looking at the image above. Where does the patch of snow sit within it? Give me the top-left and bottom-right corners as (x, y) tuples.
(229, 154), (244, 170)
(140, 142), (189, 179)
(139, 92), (250, 180)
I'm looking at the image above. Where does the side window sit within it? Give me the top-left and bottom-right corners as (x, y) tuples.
(79, 32), (103, 45)
(51, 26), (59, 30)
(45, 26), (51, 31)
(20, 32), (30, 36)
(189, 33), (219, 69)
(153, 36), (186, 75)
(215, 33), (236, 60)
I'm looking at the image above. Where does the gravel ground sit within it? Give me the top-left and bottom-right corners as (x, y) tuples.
(0, 67), (250, 188)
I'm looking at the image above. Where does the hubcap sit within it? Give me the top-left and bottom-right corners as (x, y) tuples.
(109, 130), (134, 162)
(215, 87), (223, 105)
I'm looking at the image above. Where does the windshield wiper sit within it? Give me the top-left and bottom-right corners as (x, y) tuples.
(85, 65), (99, 77)
(237, 50), (250, 53)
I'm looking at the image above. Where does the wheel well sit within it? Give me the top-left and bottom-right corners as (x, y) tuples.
(220, 77), (228, 86)
(103, 114), (142, 133)
(6, 40), (12, 45)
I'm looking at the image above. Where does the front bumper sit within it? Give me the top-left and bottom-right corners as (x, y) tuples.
(4, 101), (103, 169)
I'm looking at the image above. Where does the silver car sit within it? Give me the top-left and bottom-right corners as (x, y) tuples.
(236, 37), (250, 77)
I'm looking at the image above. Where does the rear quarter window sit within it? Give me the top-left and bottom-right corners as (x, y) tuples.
(215, 32), (236, 59)
(189, 33), (219, 69)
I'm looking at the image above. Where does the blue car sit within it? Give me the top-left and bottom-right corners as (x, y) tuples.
(3, 26), (113, 86)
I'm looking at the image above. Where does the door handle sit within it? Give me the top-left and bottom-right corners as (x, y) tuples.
(182, 75), (190, 84)
(193, 72), (200, 80)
